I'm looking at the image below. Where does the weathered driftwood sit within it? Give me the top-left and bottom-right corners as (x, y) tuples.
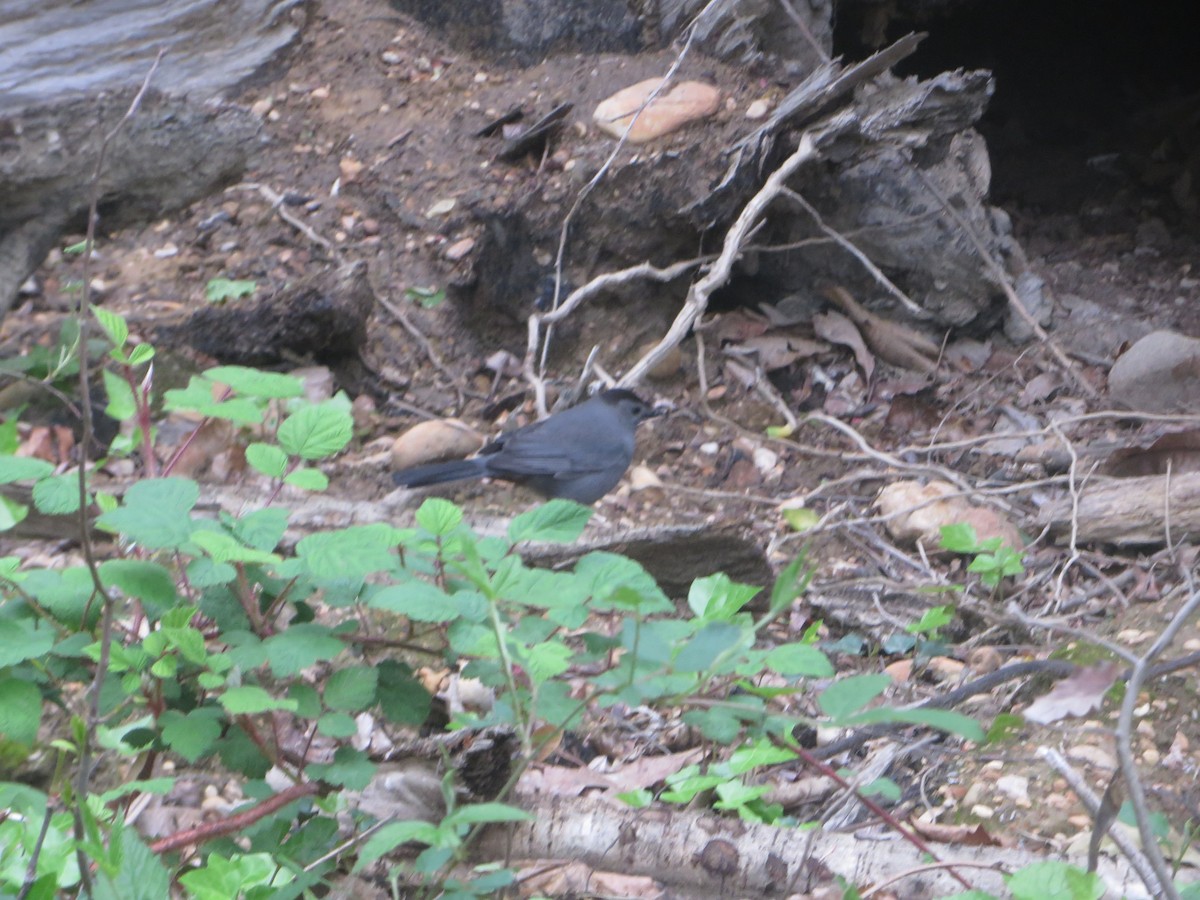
(0, 0), (303, 318)
(0, 0), (303, 115)
(0, 91), (260, 318)
(464, 790), (1152, 899)
(1041, 471), (1200, 546)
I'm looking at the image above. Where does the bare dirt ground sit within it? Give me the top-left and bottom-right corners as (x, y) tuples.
(7, 0), (1200, 893)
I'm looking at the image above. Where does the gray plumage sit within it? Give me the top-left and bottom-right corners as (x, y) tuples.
(392, 389), (659, 504)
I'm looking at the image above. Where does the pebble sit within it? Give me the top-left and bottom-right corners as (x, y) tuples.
(699, 441), (720, 455)
(445, 237), (475, 261)
(745, 98), (770, 119)
(381, 50), (403, 65)
(426, 198), (456, 217)
(154, 243), (179, 259)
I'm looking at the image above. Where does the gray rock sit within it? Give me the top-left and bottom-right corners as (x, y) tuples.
(1108, 330), (1200, 413)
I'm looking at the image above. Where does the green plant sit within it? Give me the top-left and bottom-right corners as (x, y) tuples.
(939, 523), (1026, 589)
(1, 308), (987, 897)
(204, 277), (257, 304)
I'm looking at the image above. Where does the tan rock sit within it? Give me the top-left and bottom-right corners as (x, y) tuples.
(876, 479), (1023, 551)
(593, 78), (720, 143)
(391, 419), (485, 471)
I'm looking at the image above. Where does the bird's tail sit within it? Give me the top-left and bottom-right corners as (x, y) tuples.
(392, 457), (486, 489)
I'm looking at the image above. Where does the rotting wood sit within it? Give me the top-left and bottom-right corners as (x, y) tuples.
(1042, 471), (1200, 546)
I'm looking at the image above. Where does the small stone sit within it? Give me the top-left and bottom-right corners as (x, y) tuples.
(745, 98), (770, 119)
(426, 198), (456, 217)
(445, 238), (475, 261)
(1066, 744), (1116, 770)
(249, 97), (273, 118)
(1142, 748), (1161, 765)
(381, 50), (403, 65)
(593, 78), (721, 142)
(362, 218), (380, 236)
(311, 85), (330, 100)
(699, 442), (720, 455)
(628, 465), (663, 492)
(154, 243), (179, 259)
(391, 419), (485, 471)
(995, 774), (1030, 804)
(474, 72), (489, 83)
(339, 156), (365, 183)
(752, 446), (778, 474)
(970, 804), (994, 819)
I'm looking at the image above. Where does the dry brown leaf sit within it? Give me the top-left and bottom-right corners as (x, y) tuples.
(724, 334), (827, 371)
(1103, 429), (1200, 477)
(910, 819), (1000, 847)
(813, 310), (874, 382)
(1022, 662), (1121, 724)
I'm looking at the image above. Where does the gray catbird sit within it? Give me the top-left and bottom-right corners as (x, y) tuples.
(392, 389), (660, 504)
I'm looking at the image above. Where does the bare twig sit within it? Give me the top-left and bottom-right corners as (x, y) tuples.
(229, 182), (335, 252)
(72, 51), (165, 895)
(621, 131), (822, 388)
(1039, 747), (1161, 891)
(781, 187), (928, 318)
(537, 0), (720, 391)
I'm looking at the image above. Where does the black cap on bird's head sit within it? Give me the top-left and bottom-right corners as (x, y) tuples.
(598, 388), (662, 423)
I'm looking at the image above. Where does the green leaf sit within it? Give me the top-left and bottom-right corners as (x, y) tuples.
(160, 708), (223, 762)
(317, 712), (358, 737)
(219, 686), (298, 714)
(245, 442), (289, 478)
(102, 369), (137, 421)
(31, 474), (82, 515)
(674, 622), (746, 672)
(190, 530), (281, 565)
(939, 522), (980, 553)
(0, 676), (42, 744)
(204, 366), (304, 399)
(92, 305), (129, 348)
(444, 802), (534, 827)
(356, 821), (442, 869)
(507, 499), (593, 543)
(575, 552), (672, 614)
(232, 507), (289, 551)
(0, 618), (57, 666)
(277, 402), (353, 460)
(376, 660), (432, 725)
(0, 456), (56, 484)
(204, 278), (257, 303)
(284, 467), (329, 491)
(99, 560), (178, 619)
(0, 490), (28, 530)
(324, 666), (378, 712)
(162, 378), (263, 424)
(1005, 861), (1102, 900)
(781, 505), (819, 532)
(415, 497), (463, 535)
(127, 343), (155, 367)
(769, 555), (811, 613)
(847, 707), (984, 742)
(687, 573), (759, 621)
(405, 285), (445, 309)
(521, 640), (572, 684)
(765, 642), (834, 677)
(91, 825), (172, 900)
(308, 746), (374, 789)
(296, 524), (397, 580)
(370, 579), (456, 622)
(818, 673), (891, 720)
(263, 623), (344, 677)
(95, 478), (199, 549)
